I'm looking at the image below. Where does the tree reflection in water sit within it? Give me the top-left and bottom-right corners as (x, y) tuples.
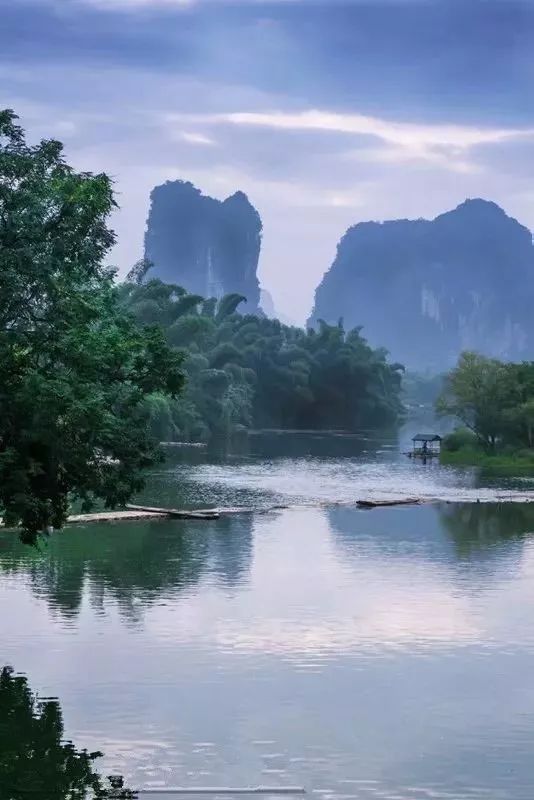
(439, 501), (534, 561)
(0, 514), (253, 621)
(328, 501), (534, 578)
(0, 666), (135, 799)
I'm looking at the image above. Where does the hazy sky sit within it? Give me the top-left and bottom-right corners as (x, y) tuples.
(3, 0), (534, 322)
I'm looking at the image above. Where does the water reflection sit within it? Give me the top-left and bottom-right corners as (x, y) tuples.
(440, 502), (534, 559)
(329, 501), (534, 578)
(0, 515), (253, 620)
(0, 666), (134, 799)
(165, 430), (400, 463)
(246, 430), (399, 459)
(3, 436), (534, 800)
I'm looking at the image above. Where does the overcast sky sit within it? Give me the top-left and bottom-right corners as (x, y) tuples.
(3, 0), (534, 322)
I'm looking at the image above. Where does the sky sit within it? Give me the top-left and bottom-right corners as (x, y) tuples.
(2, 0), (534, 323)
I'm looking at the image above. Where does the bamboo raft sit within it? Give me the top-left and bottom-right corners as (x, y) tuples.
(6, 494), (534, 533)
(126, 504), (220, 520)
(1, 503), (289, 531)
(66, 505), (219, 525)
(356, 498), (421, 509)
(64, 503), (291, 526)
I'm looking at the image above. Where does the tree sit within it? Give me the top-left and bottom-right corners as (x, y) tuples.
(125, 257), (153, 285)
(513, 398), (534, 448)
(0, 110), (184, 542)
(437, 351), (511, 449)
(120, 277), (404, 441)
(497, 362), (534, 448)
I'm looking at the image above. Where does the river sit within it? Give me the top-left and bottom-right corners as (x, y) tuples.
(2, 431), (534, 799)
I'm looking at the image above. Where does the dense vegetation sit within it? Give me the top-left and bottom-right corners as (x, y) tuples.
(119, 269), (405, 442)
(438, 351), (534, 466)
(0, 111), (183, 541)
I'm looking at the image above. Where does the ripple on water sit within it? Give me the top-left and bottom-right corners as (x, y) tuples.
(3, 437), (534, 800)
(183, 457), (534, 506)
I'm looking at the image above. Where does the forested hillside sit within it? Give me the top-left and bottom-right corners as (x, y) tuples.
(119, 275), (404, 442)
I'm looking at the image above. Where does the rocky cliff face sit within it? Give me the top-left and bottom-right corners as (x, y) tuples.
(309, 199), (534, 369)
(260, 288), (276, 318)
(144, 181), (262, 311)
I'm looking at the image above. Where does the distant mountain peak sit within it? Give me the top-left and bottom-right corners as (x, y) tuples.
(224, 190), (252, 205)
(309, 199), (534, 369)
(144, 179), (262, 309)
(436, 198), (510, 223)
(454, 197), (504, 212)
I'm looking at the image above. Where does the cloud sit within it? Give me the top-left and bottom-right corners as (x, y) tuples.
(178, 131), (216, 146)
(343, 144), (480, 175)
(78, 0), (195, 7)
(168, 108), (534, 155)
(75, 0), (302, 7)
(5, 53), (534, 325)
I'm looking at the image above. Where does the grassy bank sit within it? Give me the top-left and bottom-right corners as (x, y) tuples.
(440, 432), (534, 473)
(441, 448), (534, 470)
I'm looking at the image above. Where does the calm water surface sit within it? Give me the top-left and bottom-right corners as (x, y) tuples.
(2, 432), (534, 799)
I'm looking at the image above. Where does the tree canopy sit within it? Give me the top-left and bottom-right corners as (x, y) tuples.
(438, 351), (534, 451)
(119, 275), (404, 442)
(0, 110), (184, 542)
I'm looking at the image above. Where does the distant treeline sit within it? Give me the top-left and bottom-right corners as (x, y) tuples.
(119, 268), (404, 441)
(402, 370), (445, 409)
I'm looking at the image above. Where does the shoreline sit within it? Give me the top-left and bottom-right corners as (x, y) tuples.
(441, 450), (534, 472)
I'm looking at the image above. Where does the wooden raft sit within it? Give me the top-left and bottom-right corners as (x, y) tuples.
(65, 506), (220, 526)
(356, 498), (421, 509)
(126, 504), (220, 520)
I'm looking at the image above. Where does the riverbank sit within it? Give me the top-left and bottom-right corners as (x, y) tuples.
(440, 447), (534, 473)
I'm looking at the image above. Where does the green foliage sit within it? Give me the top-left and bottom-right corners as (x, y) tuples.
(437, 352), (512, 449)
(440, 447), (534, 473)
(439, 351), (534, 463)
(125, 257), (153, 286)
(0, 110), (184, 541)
(121, 275), (404, 441)
(0, 666), (134, 798)
(441, 427), (478, 452)
(216, 293), (247, 322)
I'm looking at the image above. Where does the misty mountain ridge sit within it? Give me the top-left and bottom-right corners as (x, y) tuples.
(309, 198), (534, 369)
